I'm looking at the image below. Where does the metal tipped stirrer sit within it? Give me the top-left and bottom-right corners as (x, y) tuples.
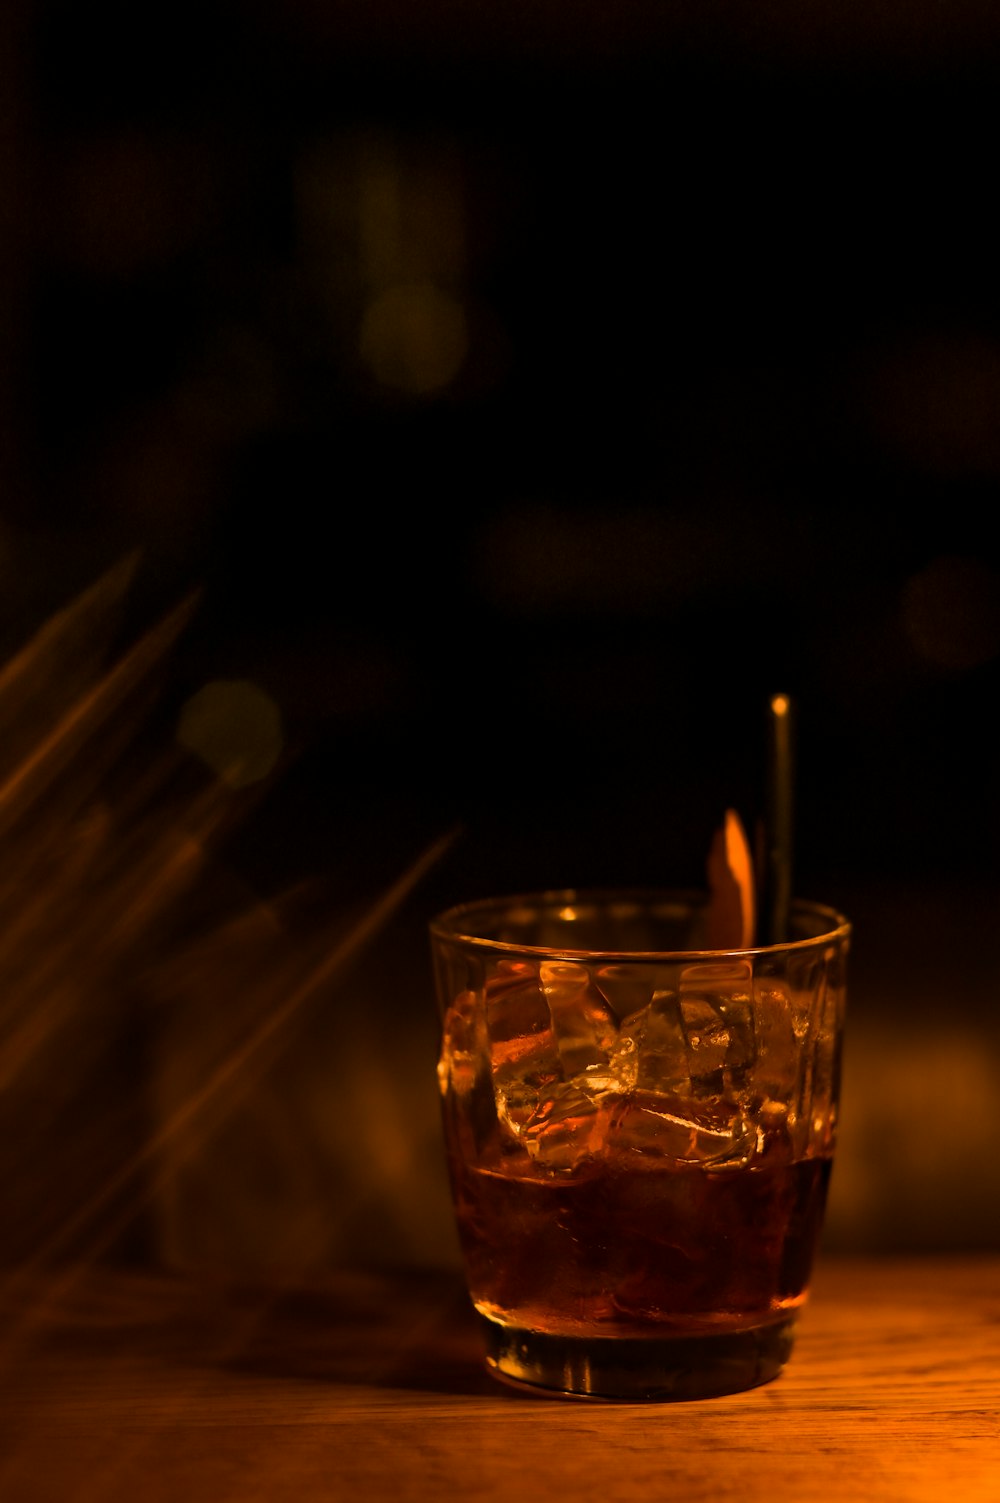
(759, 691), (796, 945)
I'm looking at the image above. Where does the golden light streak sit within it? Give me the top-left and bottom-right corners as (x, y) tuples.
(0, 561), (464, 1370)
(0, 576), (199, 842)
(0, 577), (219, 1097)
(0, 823), (461, 1357)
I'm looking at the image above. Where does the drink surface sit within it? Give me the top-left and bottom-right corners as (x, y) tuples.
(436, 937), (844, 1343)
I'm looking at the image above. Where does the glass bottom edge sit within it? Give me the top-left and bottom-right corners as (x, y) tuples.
(476, 1310), (798, 1402)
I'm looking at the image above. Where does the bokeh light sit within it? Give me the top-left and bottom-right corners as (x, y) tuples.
(901, 554), (1000, 671)
(359, 282), (469, 395)
(176, 679), (284, 789)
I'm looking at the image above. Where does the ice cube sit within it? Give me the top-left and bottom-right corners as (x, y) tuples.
(493, 1033), (563, 1138)
(753, 983), (800, 1099)
(752, 1098), (797, 1164)
(486, 958), (626, 1146)
(437, 988), (488, 1098)
(751, 970), (842, 1155)
(605, 1031), (640, 1092)
(805, 971), (844, 1153)
(485, 962), (553, 1066)
(592, 962), (659, 1024)
(539, 960), (619, 1075)
(679, 960), (756, 1091)
(609, 1090), (756, 1168)
(613, 989), (690, 1093)
(438, 987), (499, 1155)
(483, 963), (566, 1139)
(521, 1080), (612, 1172)
(679, 995), (729, 1086)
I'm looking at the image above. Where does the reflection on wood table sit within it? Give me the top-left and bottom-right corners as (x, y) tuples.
(0, 1256), (997, 1503)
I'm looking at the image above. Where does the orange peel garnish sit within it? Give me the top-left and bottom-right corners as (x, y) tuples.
(705, 807), (756, 949)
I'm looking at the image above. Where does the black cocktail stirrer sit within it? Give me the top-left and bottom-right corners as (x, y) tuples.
(759, 691), (796, 946)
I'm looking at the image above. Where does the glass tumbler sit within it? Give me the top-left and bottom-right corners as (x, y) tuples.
(430, 887), (850, 1401)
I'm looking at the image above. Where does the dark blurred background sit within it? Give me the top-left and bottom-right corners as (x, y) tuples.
(3, 2), (1000, 1279)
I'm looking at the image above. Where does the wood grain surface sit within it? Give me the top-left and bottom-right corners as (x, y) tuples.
(0, 1256), (997, 1503)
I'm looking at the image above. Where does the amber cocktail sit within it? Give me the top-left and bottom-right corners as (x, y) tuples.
(430, 888), (850, 1400)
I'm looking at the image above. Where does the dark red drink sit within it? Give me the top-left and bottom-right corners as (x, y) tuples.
(445, 1127), (832, 1340)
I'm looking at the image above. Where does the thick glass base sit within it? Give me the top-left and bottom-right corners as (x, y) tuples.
(477, 1311), (798, 1402)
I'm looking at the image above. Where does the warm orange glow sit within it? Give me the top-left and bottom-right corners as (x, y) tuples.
(706, 807), (756, 949)
(726, 809), (755, 947)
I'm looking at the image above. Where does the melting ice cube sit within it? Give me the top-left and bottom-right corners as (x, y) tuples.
(521, 1081), (613, 1172)
(493, 1035), (563, 1139)
(437, 988), (488, 1098)
(753, 982), (800, 1100)
(609, 1090), (756, 1168)
(485, 962), (554, 1066)
(483, 963), (563, 1139)
(612, 990), (690, 1093)
(484, 959), (622, 1144)
(679, 960), (756, 1091)
(539, 960), (619, 1075)
(593, 962), (660, 1024)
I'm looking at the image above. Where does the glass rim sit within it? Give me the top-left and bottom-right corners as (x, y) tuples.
(429, 885), (851, 962)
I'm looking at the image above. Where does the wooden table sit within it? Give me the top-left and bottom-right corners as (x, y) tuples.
(1, 1256), (997, 1502)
